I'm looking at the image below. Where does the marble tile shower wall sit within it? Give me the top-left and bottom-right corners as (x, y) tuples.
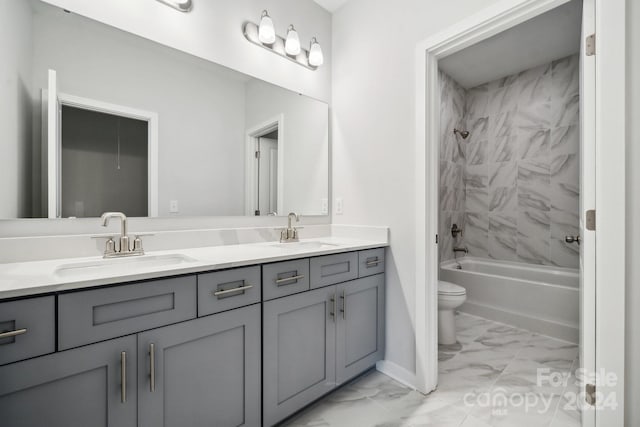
(439, 54), (580, 267)
(439, 71), (467, 261)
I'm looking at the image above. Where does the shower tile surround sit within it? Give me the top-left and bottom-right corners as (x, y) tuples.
(439, 55), (580, 267)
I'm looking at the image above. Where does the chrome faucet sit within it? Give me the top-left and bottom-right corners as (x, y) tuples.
(453, 246), (468, 254)
(280, 212), (301, 243)
(100, 212), (144, 258)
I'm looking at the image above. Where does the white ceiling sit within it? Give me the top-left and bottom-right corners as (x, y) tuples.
(439, 0), (582, 89)
(313, 0), (350, 13)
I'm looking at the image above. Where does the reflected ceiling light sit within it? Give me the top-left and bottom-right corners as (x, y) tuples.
(308, 37), (324, 67)
(156, 0), (193, 12)
(258, 10), (276, 44)
(285, 25), (301, 56)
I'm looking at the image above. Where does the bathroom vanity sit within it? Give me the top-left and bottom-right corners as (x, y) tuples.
(0, 241), (385, 427)
(0, 2), (384, 425)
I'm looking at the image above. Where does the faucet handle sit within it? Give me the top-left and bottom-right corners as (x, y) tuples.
(133, 236), (145, 254)
(105, 238), (116, 256)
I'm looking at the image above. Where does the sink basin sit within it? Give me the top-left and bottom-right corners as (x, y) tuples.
(268, 241), (339, 251)
(54, 254), (198, 278)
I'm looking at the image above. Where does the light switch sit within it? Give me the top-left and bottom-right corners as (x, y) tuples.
(169, 200), (179, 213)
(335, 198), (343, 215)
(321, 198), (328, 214)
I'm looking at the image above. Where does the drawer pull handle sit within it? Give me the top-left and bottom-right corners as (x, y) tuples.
(213, 284), (254, 297)
(366, 259), (382, 267)
(149, 343), (156, 393)
(0, 328), (27, 339)
(275, 274), (305, 285)
(120, 351), (127, 403)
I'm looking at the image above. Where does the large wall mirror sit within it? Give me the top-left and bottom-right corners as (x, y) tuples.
(1, 0), (329, 219)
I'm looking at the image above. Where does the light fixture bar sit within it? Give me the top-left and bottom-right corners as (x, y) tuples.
(156, 0), (193, 13)
(243, 21), (318, 71)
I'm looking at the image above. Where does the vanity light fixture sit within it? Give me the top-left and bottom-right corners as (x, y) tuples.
(285, 25), (301, 56)
(308, 37), (324, 67)
(243, 12), (322, 70)
(155, 0), (193, 13)
(258, 10), (276, 44)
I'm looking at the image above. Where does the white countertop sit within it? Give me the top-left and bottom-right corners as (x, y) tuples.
(0, 236), (387, 300)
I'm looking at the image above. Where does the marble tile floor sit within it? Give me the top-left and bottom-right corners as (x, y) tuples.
(280, 313), (581, 427)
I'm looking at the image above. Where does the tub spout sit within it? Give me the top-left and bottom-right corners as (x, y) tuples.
(453, 247), (468, 254)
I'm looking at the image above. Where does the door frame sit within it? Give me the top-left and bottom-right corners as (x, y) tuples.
(244, 115), (285, 216)
(413, 1), (626, 425)
(46, 92), (159, 217)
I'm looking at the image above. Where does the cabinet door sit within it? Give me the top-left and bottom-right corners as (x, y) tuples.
(0, 335), (136, 427)
(263, 286), (337, 427)
(336, 274), (385, 384)
(137, 304), (261, 427)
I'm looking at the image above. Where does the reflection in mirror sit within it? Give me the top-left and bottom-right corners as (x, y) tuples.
(1, 0), (329, 219)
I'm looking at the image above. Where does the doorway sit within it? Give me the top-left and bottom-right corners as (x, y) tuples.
(415, 0), (626, 425)
(255, 130), (279, 216)
(60, 106), (149, 218)
(411, 0), (628, 426)
(44, 69), (159, 218)
(245, 115), (284, 216)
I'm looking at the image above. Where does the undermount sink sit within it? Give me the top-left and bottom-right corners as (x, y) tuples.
(269, 241), (339, 251)
(54, 254), (198, 278)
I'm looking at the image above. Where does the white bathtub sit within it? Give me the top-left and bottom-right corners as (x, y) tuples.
(440, 257), (579, 343)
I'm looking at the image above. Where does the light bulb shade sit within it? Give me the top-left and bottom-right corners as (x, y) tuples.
(285, 26), (301, 56)
(308, 38), (324, 67)
(258, 10), (276, 44)
(156, 0), (193, 12)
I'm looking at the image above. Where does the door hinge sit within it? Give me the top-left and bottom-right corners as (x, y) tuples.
(586, 209), (596, 231)
(435, 234), (439, 244)
(255, 150), (260, 159)
(586, 34), (596, 56)
(585, 383), (596, 406)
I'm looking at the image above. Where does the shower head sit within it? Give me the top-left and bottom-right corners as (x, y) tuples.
(453, 128), (470, 139)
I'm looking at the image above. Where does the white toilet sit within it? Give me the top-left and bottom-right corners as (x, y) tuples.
(438, 280), (467, 345)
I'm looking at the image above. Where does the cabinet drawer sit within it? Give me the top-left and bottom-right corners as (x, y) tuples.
(198, 266), (261, 316)
(58, 276), (197, 350)
(262, 259), (310, 301)
(358, 248), (385, 277)
(0, 296), (55, 366)
(310, 252), (358, 289)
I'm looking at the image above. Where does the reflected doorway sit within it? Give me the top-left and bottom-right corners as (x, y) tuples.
(255, 129), (279, 216)
(61, 106), (148, 218)
(245, 115), (284, 216)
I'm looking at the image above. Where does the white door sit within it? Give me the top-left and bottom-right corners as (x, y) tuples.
(579, 0), (596, 424)
(46, 69), (60, 219)
(256, 137), (278, 215)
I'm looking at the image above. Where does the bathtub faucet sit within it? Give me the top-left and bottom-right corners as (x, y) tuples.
(453, 246), (468, 254)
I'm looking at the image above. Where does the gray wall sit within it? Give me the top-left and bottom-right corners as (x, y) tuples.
(626, 0), (640, 424)
(0, 0), (34, 218)
(439, 55), (580, 268)
(61, 107), (148, 218)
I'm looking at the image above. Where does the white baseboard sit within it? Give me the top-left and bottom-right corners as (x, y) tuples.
(375, 360), (418, 390)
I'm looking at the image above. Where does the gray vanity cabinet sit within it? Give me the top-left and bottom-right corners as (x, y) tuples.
(336, 274), (385, 384)
(137, 304), (261, 427)
(0, 335), (137, 427)
(262, 286), (337, 427)
(263, 270), (385, 426)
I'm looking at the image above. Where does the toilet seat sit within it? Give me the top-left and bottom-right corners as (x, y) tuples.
(438, 280), (466, 296)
